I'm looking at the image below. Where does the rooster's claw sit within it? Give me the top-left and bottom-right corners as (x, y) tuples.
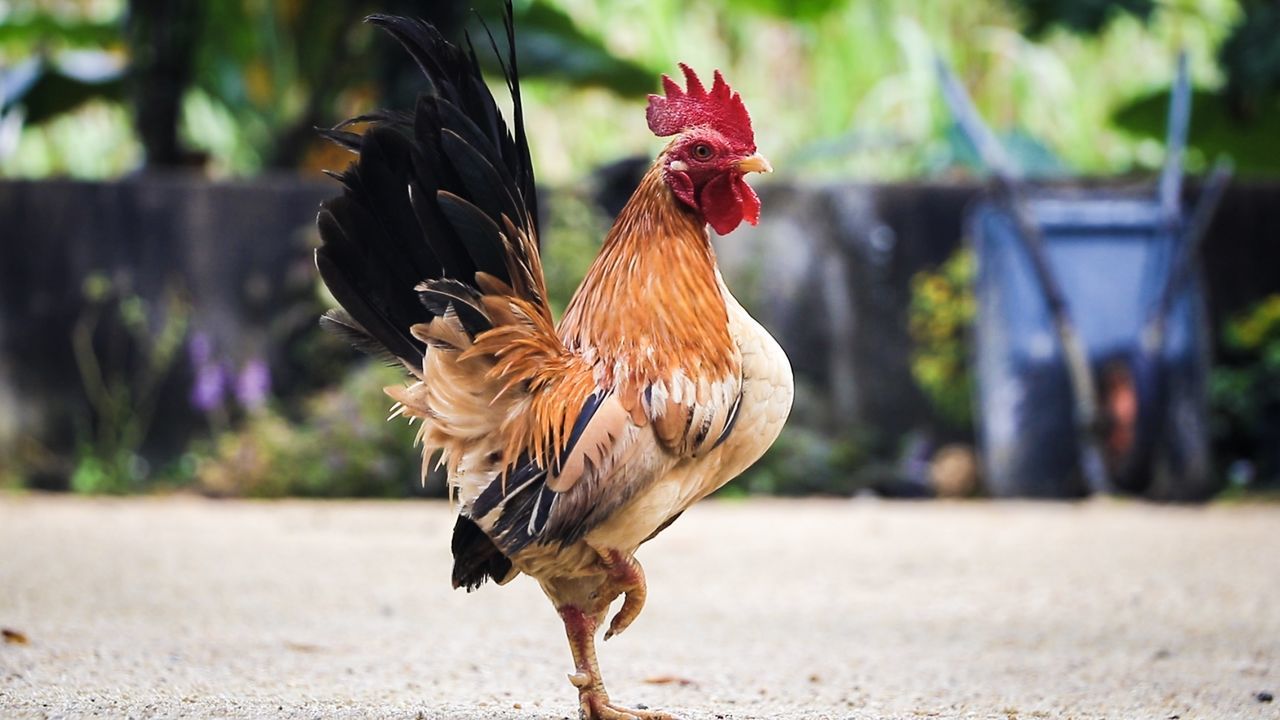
(599, 549), (647, 640)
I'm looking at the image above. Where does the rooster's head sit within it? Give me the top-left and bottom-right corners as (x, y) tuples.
(647, 64), (770, 236)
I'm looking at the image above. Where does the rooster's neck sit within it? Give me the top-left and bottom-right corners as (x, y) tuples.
(601, 159), (707, 249)
(558, 158), (735, 385)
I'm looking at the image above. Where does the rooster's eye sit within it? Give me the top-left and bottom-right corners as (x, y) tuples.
(692, 144), (713, 160)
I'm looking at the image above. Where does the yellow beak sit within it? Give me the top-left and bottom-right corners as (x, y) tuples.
(736, 153), (773, 174)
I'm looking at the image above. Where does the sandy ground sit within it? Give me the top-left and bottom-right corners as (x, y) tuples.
(0, 495), (1277, 720)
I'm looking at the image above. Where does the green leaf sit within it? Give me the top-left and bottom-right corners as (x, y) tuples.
(1007, 0), (1155, 38)
(0, 15), (121, 48)
(9, 67), (126, 125)
(725, 0), (848, 22)
(1113, 88), (1280, 177)
(477, 0), (655, 96)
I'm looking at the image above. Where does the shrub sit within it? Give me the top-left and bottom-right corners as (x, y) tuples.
(1211, 294), (1280, 489)
(907, 248), (976, 431)
(196, 361), (431, 498)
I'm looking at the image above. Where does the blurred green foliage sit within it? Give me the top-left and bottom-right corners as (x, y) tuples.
(718, 421), (872, 497)
(1217, 0), (1280, 117)
(1008, 0), (1154, 37)
(513, 0), (654, 95)
(540, 189), (607, 313)
(514, 0), (1244, 181)
(0, 0), (1265, 180)
(1113, 89), (1280, 177)
(1211, 294), (1280, 487)
(0, 0), (656, 175)
(908, 248), (976, 431)
(2, 58), (125, 126)
(1111, 0), (1280, 178)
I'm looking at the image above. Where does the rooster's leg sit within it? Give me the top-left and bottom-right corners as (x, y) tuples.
(559, 604), (673, 720)
(599, 549), (647, 640)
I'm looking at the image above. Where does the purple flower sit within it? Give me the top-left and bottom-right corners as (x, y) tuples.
(191, 362), (227, 412)
(235, 357), (272, 410)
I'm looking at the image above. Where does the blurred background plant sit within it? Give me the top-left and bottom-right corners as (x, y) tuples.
(0, 0), (1269, 180)
(1, 0), (1276, 499)
(0, 0), (656, 176)
(195, 362), (424, 498)
(69, 272), (189, 494)
(908, 247), (976, 433)
(1211, 294), (1280, 493)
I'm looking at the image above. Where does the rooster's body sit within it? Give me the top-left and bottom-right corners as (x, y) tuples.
(316, 13), (791, 720)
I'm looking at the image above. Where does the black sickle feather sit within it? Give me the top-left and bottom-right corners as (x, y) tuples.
(316, 4), (540, 375)
(407, 179), (473, 280)
(317, 127), (363, 152)
(354, 127), (443, 285)
(436, 191), (512, 285)
(318, 309), (401, 365)
(440, 127), (523, 226)
(315, 207), (423, 364)
(416, 279), (493, 338)
(366, 12), (538, 237)
(497, 5), (538, 227)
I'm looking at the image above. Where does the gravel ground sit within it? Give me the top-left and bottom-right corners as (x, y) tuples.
(0, 495), (1277, 720)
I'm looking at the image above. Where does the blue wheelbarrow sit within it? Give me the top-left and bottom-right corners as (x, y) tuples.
(938, 55), (1231, 499)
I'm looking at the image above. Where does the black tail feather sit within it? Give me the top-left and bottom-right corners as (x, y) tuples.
(451, 514), (513, 590)
(367, 11), (537, 226)
(318, 309), (401, 365)
(316, 127), (363, 152)
(315, 7), (539, 369)
(416, 279), (492, 338)
(315, 209), (423, 365)
(435, 191), (511, 284)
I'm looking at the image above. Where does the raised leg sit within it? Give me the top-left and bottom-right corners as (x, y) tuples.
(600, 549), (647, 640)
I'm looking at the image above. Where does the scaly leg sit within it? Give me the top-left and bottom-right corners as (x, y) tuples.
(558, 605), (674, 720)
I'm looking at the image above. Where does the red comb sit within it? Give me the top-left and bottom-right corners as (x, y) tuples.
(646, 64), (755, 150)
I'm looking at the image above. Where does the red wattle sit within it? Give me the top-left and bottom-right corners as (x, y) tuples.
(700, 173), (759, 235)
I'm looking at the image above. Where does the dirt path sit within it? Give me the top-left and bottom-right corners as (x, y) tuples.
(1, 495), (1277, 719)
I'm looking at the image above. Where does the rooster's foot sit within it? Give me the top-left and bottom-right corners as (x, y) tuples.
(578, 688), (676, 720)
(598, 549), (647, 640)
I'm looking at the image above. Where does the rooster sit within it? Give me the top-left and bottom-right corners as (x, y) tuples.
(315, 12), (792, 720)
